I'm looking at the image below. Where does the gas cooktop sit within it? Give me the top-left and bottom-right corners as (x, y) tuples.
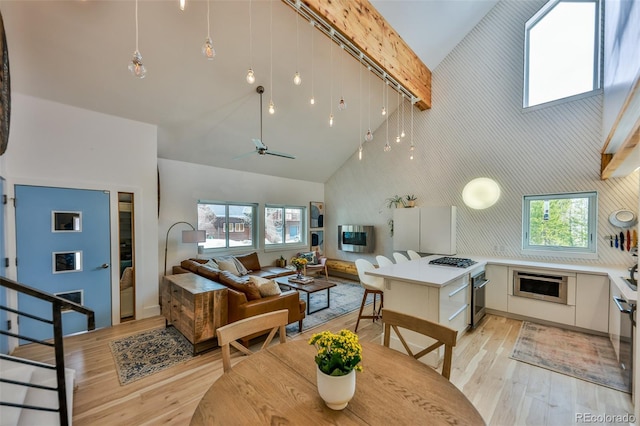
(428, 256), (477, 268)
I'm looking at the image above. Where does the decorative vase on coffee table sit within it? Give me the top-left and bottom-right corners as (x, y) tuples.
(316, 367), (356, 410)
(296, 269), (303, 279)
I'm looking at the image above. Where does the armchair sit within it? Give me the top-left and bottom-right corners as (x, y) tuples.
(298, 251), (329, 280)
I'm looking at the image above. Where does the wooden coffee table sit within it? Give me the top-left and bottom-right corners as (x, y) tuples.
(274, 276), (337, 314)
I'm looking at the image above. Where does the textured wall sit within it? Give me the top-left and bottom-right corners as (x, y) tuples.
(325, 0), (639, 267)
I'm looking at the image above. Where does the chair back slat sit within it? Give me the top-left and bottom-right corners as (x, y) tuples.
(382, 309), (458, 380)
(216, 309), (289, 373)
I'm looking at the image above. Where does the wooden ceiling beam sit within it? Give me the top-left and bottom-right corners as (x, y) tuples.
(292, 0), (432, 111)
(601, 125), (640, 179)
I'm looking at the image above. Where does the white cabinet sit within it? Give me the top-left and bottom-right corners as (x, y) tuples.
(393, 206), (456, 255)
(575, 273), (609, 333)
(485, 264), (508, 312)
(393, 208), (420, 252)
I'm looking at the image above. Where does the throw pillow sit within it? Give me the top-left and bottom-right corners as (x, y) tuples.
(249, 276), (282, 297)
(214, 255), (249, 276)
(219, 271), (262, 301)
(217, 259), (240, 276)
(205, 259), (219, 269)
(299, 251), (318, 265)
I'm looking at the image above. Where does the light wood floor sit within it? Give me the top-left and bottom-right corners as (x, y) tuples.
(12, 310), (634, 425)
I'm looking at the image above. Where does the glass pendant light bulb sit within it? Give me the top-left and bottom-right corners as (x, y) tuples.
(338, 97), (347, 110)
(310, 96), (315, 105)
(246, 68), (255, 84)
(202, 37), (216, 60)
(293, 71), (302, 86)
(384, 142), (391, 152)
(268, 100), (275, 114)
(128, 50), (147, 79)
(401, 130), (406, 138)
(396, 135), (401, 143)
(365, 129), (373, 142)
(358, 145), (363, 160)
(381, 106), (387, 116)
(180, 0), (186, 11)
(409, 144), (415, 160)
(329, 114), (334, 127)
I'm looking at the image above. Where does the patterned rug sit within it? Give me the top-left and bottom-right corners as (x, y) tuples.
(285, 279), (374, 336)
(109, 326), (193, 385)
(510, 322), (629, 393)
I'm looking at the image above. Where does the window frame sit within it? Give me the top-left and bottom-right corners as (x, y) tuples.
(197, 200), (258, 255)
(523, 0), (602, 109)
(264, 204), (308, 251)
(522, 191), (598, 259)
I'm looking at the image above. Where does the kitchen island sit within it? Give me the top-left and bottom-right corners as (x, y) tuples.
(366, 255), (486, 368)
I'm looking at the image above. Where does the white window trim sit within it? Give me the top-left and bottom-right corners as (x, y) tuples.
(522, 191), (598, 259)
(523, 0), (602, 109)
(198, 201), (258, 255)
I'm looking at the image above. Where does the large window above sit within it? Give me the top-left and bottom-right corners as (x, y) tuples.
(522, 192), (597, 257)
(197, 201), (257, 251)
(265, 205), (307, 248)
(524, 0), (601, 108)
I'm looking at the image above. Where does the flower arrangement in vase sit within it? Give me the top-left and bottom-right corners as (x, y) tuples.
(290, 256), (308, 278)
(309, 329), (363, 410)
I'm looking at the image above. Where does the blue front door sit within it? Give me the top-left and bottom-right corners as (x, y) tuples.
(15, 185), (111, 341)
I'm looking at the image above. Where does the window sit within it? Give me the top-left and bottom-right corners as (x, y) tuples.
(265, 205), (307, 248)
(524, 0), (601, 108)
(197, 201), (257, 251)
(522, 192), (597, 257)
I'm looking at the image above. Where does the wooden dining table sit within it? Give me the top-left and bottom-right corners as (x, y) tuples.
(190, 339), (485, 425)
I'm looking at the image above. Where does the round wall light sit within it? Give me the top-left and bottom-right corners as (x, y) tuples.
(462, 178), (501, 209)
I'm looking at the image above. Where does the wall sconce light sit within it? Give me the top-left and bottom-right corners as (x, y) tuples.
(163, 221), (206, 275)
(462, 178), (501, 209)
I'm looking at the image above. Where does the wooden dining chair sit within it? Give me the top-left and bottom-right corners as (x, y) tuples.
(381, 309), (458, 380)
(216, 309), (289, 373)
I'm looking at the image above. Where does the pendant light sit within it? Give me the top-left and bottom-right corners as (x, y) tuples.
(384, 82), (391, 152)
(268, 0), (275, 114)
(246, 0), (255, 84)
(365, 69), (373, 141)
(329, 40), (334, 127)
(338, 45), (347, 110)
(381, 74), (387, 116)
(309, 21), (315, 105)
(395, 88), (401, 143)
(180, 0), (186, 11)
(293, 11), (302, 86)
(202, 0), (215, 60)
(409, 98), (415, 160)
(401, 93), (406, 138)
(128, 0), (147, 78)
(358, 55), (363, 160)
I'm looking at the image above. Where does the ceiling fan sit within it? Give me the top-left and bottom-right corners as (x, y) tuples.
(234, 86), (296, 160)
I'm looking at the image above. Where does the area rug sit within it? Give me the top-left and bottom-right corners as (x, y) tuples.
(510, 322), (628, 393)
(285, 279), (374, 336)
(109, 326), (193, 385)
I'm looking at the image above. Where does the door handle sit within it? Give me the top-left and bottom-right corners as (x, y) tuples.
(101, 263), (110, 269)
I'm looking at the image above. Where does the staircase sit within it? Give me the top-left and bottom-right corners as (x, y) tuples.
(0, 276), (95, 426)
(0, 355), (75, 426)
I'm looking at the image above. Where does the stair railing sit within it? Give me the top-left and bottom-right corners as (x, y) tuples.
(0, 276), (95, 426)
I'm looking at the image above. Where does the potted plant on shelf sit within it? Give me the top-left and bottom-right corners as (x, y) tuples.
(309, 329), (363, 410)
(276, 255), (286, 268)
(405, 194), (417, 208)
(385, 195), (405, 209)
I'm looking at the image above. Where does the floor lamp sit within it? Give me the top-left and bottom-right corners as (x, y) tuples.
(163, 221), (206, 275)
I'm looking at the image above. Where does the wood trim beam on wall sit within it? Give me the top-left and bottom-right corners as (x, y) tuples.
(295, 0), (432, 111)
(601, 126), (640, 180)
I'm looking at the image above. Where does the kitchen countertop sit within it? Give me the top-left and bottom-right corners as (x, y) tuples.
(366, 254), (637, 303)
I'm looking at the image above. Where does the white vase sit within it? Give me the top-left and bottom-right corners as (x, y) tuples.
(316, 367), (356, 410)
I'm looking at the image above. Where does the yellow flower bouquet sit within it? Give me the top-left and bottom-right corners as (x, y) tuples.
(309, 329), (363, 376)
(290, 256), (308, 271)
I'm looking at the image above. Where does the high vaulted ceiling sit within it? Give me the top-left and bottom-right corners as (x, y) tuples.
(2, 0), (497, 183)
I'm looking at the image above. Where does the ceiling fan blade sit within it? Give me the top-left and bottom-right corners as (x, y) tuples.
(265, 150), (296, 159)
(252, 138), (267, 149)
(233, 150), (258, 160)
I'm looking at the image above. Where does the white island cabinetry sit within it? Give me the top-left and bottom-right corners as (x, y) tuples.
(575, 273), (609, 333)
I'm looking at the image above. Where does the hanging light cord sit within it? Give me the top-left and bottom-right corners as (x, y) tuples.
(270, 0), (273, 100)
(134, 0), (139, 51)
(249, 0), (253, 68)
(206, 0), (211, 38)
(295, 12), (299, 73)
(330, 42), (333, 115)
(311, 22), (314, 99)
